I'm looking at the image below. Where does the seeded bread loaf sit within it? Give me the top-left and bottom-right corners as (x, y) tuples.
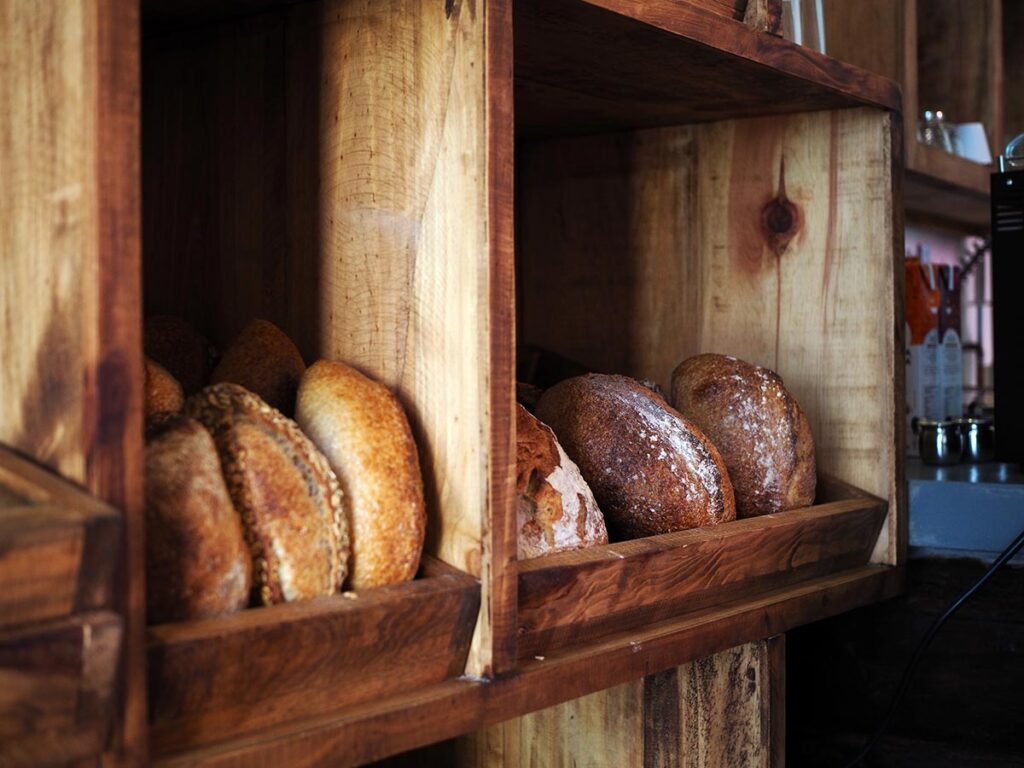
(296, 360), (426, 589)
(144, 315), (216, 396)
(535, 374), (735, 539)
(211, 319), (306, 415)
(145, 417), (251, 623)
(671, 354), (816, 517)
(516, 404), (607, 559)
(144, 357), (185, 421)
(187, 383), (348, 604)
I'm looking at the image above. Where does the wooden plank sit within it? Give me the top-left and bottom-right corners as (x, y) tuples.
(767, 635), (785, 768)
(154, 566), (902, 767)
(142, 0), (507, 676)
(519, 109), (900, 565)
(0, 612), (122, 767)
(517, 482), (886, 657)
(148, 557), (479, 755)
(514, 0), (900, 138)
(0, 447), (121, 630)
(1005, 0), (1024, 143)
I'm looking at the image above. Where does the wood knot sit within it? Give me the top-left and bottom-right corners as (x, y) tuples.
(445, 0), (456, 19)
(760, 187), (801, 257)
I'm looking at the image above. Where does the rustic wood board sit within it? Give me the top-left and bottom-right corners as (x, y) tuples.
(514, 0), (900, 138)
(517, 477), (886, 657)
(142, 0), (514, 677)
(0, 611), (122, 767)
(153, 566), (901, 767)
(519, 108), (901, 566)
(0, 447), (120, 630)
(148, 557), (479, 756)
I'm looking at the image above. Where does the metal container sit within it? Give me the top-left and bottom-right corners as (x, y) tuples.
(918, 419), (963, 466)
(955, 417), (996, 462)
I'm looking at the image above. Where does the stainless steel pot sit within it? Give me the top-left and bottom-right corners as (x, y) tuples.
(955, 417), (995, 463)
(919, 419), (963, 466)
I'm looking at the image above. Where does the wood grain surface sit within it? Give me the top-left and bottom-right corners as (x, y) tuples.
(519, 108), (901, 565)
(514, 0), (900, 138)
(0, 447), (120, 630)
(0, 612), (122, 767)
(142, 0), (512, 677)
(148, 557), (479, 756)
(153, 566), (901, 767)
(517, 478), (886, 657)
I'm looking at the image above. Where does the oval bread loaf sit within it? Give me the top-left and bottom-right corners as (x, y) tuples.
(516, 404), (608, 559)
(144, 357), (185, 421)
(145, 417), (251, 623)
(187, 383), (348, 604)
(296, 360), (426, 590)
(144, 315), (216, 396)
(671, 354), (816, 517)
(535, 374), (735, 539)
(211, 319), (306, 415)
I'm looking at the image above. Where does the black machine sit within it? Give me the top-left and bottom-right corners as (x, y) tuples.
(992, 166), (1024, 464)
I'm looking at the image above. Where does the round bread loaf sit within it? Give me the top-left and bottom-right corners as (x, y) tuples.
(144, 357), (185, 421)
(145, 417), (251, 623)
(296, 360), (426, 589)
(211, 319), (306, 415)
(671, 354), (816, 517)
(535, 375), (735, 539)
(187, 383), (348, 604)
(144, 315), (216, 396)
(516, 404), (607, 559)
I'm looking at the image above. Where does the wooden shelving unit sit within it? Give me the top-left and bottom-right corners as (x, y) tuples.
(0, 1), (905, 765)
(824, 0), (1009, 232)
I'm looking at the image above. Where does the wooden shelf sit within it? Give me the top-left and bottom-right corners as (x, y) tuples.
(153, 565), (904, 767)
(516, 0), (901, 137)
(906, 143), (992, 232)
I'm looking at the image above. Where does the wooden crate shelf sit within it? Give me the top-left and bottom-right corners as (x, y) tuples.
(1, 0), (905, 764)
(518, 476), (887, 658)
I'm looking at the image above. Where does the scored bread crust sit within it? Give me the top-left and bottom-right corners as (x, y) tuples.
(535, 374), (736, 539)
(187, 383), (348, 604)
(211, 319), (306, 415)
(145, 417), (252, 623)
(296, 360), (426, 590)
(516, 404), (608, 559)
(671, 354), (816, 517)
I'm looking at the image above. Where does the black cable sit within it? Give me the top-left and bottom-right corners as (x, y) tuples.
(843, 523), (1024, 768)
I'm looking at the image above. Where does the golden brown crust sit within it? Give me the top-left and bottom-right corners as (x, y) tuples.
(296, 360), (426, 589)
(516, 405), (607, 559)
(144, 315), (216, 396)
(211, 319), (306, 415)
(670, 354), (816, 517)
(144, 357), (185, 421)
(535, 375), (735, 540)
(144, 418), (251, 623)
(187, 383), (348, 604)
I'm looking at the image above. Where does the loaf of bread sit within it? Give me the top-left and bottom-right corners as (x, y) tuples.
(535, 375), (735, 539)
(144, 315), (216, 396)
(516, 404), (607, 559)
(211, 319), (306, 415)
(671, 354), (816, 517)
(296, 360), (426, 589)
(187, 383), (348, 604)
(144, 357), (185, 421)
(145, 417), (251, 623)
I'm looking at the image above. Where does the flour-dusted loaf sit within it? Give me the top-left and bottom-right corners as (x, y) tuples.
(516, 404), (608, 559)
(144, 315), (216, 396)
(671, 354), (816, 517)
(144, 357), (185, 421)
(296, 360), (426, 589)
(145, 417), (251, 623)
(211, 319), (306, 415)
(187, 383), (348, 605)
(535, 375), (735, 539)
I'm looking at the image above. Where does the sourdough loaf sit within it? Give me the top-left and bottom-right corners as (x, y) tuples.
(144, 315), (216, 396)
(211, 319), (306, 415)
(516, 404), (607, 559)
(187, 383), (348, 604)
(671, 354), (816, 517)
(296, 360), (426, 589)
(535, 374), (735, 539)
(145, 417), (251, 623)
(144, 357), (184, 421)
